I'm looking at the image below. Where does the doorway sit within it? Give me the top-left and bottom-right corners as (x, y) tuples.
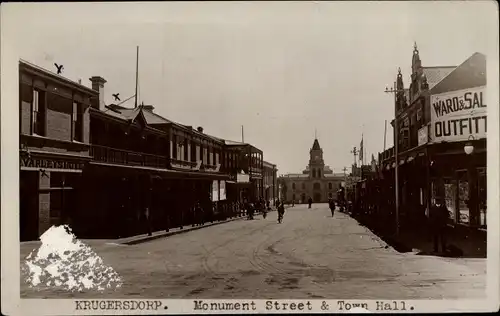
(313, 193), (321, 203)
(20, 171), (39, 241)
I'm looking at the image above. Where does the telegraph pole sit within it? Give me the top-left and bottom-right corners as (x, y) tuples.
(342, 166), (348, 188)
(384, 73), (405, 237)
(134, 46), (139, 108)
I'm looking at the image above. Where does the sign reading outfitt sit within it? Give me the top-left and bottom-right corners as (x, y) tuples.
(430, 86), (487, 143)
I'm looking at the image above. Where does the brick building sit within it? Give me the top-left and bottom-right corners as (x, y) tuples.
(19, 60), (97, 241)
(279, 138), (344, 204)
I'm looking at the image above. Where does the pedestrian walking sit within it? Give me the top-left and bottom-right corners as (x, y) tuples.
(246, 200), (254, 220)
(308, 197), (313, 209)
(429, 197), (450, 253)
(329, 198), (336, 217)
(277, 202), (285, 223)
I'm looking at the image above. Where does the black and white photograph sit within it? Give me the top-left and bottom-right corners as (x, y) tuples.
(1, 1), (499, 314)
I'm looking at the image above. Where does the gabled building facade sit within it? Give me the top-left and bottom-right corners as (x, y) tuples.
(379, 46), (487, 232)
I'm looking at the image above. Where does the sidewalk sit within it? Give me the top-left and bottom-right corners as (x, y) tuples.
(117, 215), (248, 245)
(20, 207), (284, 251)
(351, 213), (486, 258)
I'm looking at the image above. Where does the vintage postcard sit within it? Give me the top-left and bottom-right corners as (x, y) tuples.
(1, 1), (499, 315)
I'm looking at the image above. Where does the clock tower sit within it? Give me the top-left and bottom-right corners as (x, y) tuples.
(309, 138), (325, 179)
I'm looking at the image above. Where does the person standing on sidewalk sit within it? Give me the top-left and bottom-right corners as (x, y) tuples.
(195, 202), (204, 226)
(144, 186), (153, 236)
(308, 197), (313, 209)
(430, 197), (450, 253)
(144, 206), (152, 236)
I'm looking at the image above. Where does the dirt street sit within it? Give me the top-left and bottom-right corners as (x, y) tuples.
(20, 204), (486, 299)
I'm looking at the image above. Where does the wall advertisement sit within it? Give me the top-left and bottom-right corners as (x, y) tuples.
(211, 180), (219, 202)
(430, 86), (486, 143)
(418, 125), (429, 146)
(219, 180), (226, 201)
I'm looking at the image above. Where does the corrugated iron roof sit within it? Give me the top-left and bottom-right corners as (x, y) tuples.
(225, 140), (248, 145)
(142, 109), (172, 125)
(430, 52), (486, 95)
(422, 66), (456, 89)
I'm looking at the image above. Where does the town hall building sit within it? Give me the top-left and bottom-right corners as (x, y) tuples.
(279, 138), (344, 203)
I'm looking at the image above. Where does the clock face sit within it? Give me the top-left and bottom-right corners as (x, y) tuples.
(315, 155), (320, 161)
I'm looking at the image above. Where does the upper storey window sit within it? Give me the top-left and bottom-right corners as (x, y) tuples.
(72, 101), (83, 142)
(32, 88), (46, 136)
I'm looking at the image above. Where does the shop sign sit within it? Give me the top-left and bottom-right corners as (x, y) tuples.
(219, 180), (227, 201)
(430, 86), (487, 143)
(418, 125), (429, 146)
(237, 172), (250, 183)
(211, 180), (219, 202)
(20, 156), (84, 170)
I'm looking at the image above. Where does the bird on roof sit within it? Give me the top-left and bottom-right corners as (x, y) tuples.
(112, 93), (121, 101)
(54, 63), (64, 74)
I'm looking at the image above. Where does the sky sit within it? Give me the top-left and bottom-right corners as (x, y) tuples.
(2, 1), (497, 175)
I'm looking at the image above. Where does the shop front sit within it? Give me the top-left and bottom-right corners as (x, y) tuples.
(81, 161), (230, 238)
(429, 140), (486, 228)
(20, 152), (89, 241)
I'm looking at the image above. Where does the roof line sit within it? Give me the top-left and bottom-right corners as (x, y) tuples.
(429, 53), (484, 94)
(423, 65), (456, 69)
(19, 59), (97, 94)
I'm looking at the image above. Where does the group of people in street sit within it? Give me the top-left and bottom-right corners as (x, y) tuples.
(241, 197), (287, 224)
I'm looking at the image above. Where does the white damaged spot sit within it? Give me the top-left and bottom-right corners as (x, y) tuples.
(22, 225), (123, 292)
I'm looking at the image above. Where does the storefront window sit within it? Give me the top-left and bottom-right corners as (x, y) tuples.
(443, 178), (457, 223)
(432, 178), (456, 222)
(457, 171), (469, 225)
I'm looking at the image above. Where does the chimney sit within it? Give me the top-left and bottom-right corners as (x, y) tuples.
(89, 76), (107, 110)
(197, 126), (204, 133)
(142, 105), (155, 112)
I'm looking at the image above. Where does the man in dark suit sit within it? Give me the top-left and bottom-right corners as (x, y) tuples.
(429, 197), (450, 253)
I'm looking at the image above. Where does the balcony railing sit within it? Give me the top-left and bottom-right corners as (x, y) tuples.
(90, 145), (169, 169)
(171, 159), (197, 170)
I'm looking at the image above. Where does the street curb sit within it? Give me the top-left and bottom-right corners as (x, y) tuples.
(120, 210), (277, 245)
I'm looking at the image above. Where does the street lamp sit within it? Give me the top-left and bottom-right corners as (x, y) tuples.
(384, 72), (406, 236)
(464, 135), (475, 155)
(464, 135), (476, 225)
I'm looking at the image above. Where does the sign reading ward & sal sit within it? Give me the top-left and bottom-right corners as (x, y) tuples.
(430, 86), (487, 143)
